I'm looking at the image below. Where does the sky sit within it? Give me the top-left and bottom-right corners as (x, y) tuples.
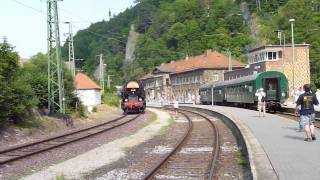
(0, 0), (136, 58)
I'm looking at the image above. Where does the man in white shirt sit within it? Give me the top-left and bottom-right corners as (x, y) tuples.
(255, 88), (266, 117)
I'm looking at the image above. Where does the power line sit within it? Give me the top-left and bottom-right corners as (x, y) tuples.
(10, 0), (44, 14)
(9, 0), (128, 50)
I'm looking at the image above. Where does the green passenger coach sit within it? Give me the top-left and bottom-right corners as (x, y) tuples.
(199, 71), (288, 111)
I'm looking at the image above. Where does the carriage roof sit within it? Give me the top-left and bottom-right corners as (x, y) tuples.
(200, 71), (286, 89)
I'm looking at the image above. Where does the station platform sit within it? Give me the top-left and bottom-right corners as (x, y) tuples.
(180, 105), (320, 180)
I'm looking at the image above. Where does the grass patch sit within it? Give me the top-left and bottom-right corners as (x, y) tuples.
(55, 174), (65, 180)
(159, 115), (175, 134)
(121, 146), (131, 154)
(103, 93), (120, 107)
(14, 118), (42, 129)
(235, 151), (248, 166)
(141, 113), (157, 128)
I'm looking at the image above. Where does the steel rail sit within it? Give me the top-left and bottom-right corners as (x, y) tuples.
(178, 109), (221, 180)
(0, 114), (140, 165)
(142, 110), (193, 180)
(143, 108), (221, 180)
(0, 115), (126, 154)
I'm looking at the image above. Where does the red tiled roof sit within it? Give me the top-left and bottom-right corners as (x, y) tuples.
(141, 73), (154, 80)
(160, 51), (244, 74)
(75, 73), (102, 90)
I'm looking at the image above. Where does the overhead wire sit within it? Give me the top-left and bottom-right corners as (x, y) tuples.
(9, 0), (127, 44)
(7, 1), (186, 59)
(10, 0), (45, 14)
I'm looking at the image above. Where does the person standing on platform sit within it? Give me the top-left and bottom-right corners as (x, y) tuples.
(255, 88), (266, 117)
(191, 94), (196, 105)
(159, 96), (164, 107)
(173, 97), (179, 116)
(295, 84), (319, 142)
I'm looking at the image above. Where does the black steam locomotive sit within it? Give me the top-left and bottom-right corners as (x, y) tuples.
(121, 80), (146, 113)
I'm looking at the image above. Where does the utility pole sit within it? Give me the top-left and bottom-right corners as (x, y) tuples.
(96, 54), (105, 92)
(256, 0), (261, 10)
(289, 18), (295, 91)
(274, 30), (283, 45)
(107, 75), (114, 89)
(228, 49), (232, 71)
(65, 22), (75, 77)
(47, 0), (65, 114)
(278, 31), (282, 45)
(211, 85), (214, 106)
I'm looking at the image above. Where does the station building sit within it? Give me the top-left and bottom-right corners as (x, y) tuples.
(141, 51), (245, 103)
(224, 44), (310, 93)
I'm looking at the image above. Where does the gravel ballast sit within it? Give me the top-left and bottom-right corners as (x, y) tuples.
(22, 108), (170, 179)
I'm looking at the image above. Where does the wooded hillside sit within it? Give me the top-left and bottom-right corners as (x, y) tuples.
(63, 0), (320, 87)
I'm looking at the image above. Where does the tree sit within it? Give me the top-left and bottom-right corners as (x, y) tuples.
(20, 53), (77, 114)
(0, 41), (37, 122)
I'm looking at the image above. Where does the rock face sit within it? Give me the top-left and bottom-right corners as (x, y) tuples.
(125, 24), (139, 63)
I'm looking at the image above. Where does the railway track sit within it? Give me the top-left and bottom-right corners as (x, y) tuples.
(143, 109), (220, 180)
(0, 114), (140, 165)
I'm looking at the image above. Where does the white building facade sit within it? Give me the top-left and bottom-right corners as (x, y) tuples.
(75, 73), (102, 112)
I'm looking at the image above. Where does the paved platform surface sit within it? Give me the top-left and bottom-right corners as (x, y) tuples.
(186, 105), (320, 180)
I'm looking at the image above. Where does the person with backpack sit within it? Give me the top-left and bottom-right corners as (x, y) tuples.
(295, 84), (319, 142)
(255, 88), (266, 117)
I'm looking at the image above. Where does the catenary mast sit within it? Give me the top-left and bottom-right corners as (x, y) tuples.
(47, 0), (65, 113)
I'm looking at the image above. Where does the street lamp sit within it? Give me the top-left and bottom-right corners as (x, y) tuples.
(289, 18), (295, 91)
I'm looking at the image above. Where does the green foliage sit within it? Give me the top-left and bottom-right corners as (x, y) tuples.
(65, 0), (251, 82)
(92, 106), (98, 112)
(103, 92), (120, 107)
(55, 174), (65, 180)
(241, 0), (289, 14)
(79, 104), (88, 118)
(20, 53), (77, 114)
(235, 151), (248, 165)
(135, 0), (251, 73)
(0, 41), (37, 122)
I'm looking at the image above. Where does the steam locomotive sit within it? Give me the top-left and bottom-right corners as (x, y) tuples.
(121, 80), (146, 113)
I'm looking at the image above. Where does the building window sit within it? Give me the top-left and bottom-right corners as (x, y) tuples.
(267, 52), (273, 60)
(212, 74), (219, 81)
(267, 51), (278, 60)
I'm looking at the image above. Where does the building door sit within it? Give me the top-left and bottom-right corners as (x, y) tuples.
(264, 78), (280, 101)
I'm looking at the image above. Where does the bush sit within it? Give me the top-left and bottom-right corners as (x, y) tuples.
(103, 92), (120, 107)
(79, 104), (88, 118)
(92, 106), (98, 112)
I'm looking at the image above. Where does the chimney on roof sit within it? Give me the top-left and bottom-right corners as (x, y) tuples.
(185, 54), (189, 60)
(170, 61), (175, 64)
(205, 49), (212, 56)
